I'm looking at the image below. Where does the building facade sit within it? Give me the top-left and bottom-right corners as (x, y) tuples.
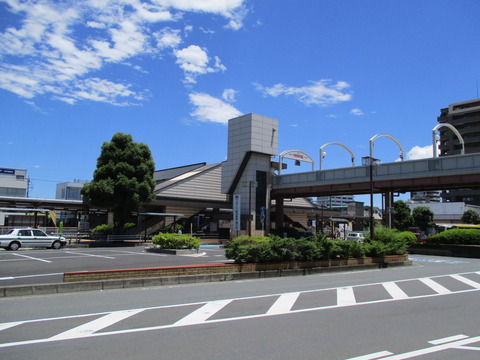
(437, 98), (480, 205)
(55, 180), (89, 200)
(0, 167), (28, 198)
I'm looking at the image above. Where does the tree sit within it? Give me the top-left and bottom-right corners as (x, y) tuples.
(393, 200), (413, 231)
(462, 210), (480, 224)
(82, 133), (156, 234)
(412, 206), (434, 231)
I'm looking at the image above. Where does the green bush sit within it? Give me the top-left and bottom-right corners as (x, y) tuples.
(225, 229), (407, 263)
(92, 224), (113, 235)
(152, 233), (200, 249)
(427, 229), (480, 245)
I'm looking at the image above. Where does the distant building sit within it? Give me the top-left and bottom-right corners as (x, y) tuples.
(437, 98), (480, 205)
(56, 180), (89, 200)
(317, 195), (355, 208)
(408, 202), (480, 224)
(410, 191), (441, 203)
(0, 167), (28, 198)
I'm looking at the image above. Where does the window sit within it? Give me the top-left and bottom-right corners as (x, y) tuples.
(32, 229), (47, 236)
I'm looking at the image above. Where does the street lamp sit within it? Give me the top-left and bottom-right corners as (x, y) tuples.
(247, 180), (258, 236)
(362, 156), (379, 241)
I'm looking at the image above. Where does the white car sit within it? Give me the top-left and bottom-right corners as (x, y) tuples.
(0, 228), (67, 251)
(346, 232), (366, 242)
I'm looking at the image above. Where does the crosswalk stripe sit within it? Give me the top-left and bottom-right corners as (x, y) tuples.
(49, 309), (145, 340)
(450, 274), (480, 289)
(266, 292), (300, 315)
(382, 282), (409, 299)
(337, 287), (356, 306)
(419, 278), (451, 295)
(174, 300), (232, 326)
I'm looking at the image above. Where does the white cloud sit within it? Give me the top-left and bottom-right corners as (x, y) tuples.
(222, 89), (238, 102)
(174, 45), (226, 83)
(154, 28), (182, 49)
(0, 0), (246, 105)
(350, 108), (364, 116)
(189, 92), (242, 124)
(256, 80), (352, 106)
(158, 0), (248, 30)
(406, 145), (434, 160)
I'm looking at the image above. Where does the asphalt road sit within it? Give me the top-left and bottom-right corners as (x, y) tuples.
(0, 246), (229, 286)
(1, 255), (480, 359)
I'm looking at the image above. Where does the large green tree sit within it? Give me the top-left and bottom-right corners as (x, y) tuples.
(82, 133), (156, 234)
(462, 210), (480, 224)
(412, 206), (434, 231)
(393, 200), (413, 231)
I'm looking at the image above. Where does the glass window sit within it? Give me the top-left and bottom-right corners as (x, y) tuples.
(32, 229), (47, 236)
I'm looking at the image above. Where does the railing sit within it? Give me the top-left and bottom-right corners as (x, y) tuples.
(106, 234), (144, 243)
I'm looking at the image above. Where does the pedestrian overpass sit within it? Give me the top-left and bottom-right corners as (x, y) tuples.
(272, 152), (480, 198)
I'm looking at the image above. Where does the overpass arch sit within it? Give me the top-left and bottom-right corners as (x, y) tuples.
(278, 150), (314, 175)
(369, 134), (405, 161)
(432, 124), (465, 157)
(319, 142), (355, 170)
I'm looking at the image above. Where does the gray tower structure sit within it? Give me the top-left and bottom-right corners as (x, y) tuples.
(221, 114), (278, 236)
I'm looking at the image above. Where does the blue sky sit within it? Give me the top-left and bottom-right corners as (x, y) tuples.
(1, 0), (479, 200)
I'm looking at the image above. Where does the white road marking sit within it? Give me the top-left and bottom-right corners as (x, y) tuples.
(64, 251), (115, 259)
(266, 292), (300, 315)
(345, 350), (394, 360)
(49, 309), (145, 340)
(337, 287), (356, 306)
(174, 299), (232, 326)
(356, 335), (480, 359)
(382, 282), (409, 299)
(450, 274), (480, 289)
(419, 277), (451, 295)
(429, 334), (468, 345)
(0, 272), (63, 281)
(11, 253), (52, 263)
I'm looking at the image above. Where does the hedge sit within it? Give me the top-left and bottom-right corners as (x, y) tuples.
(427, 229), (480, 245)
(152, 233), (201, 249)
(225, 227), (409, 263)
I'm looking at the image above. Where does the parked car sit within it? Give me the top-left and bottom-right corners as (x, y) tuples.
(0, 228), (67, 251)
(346, 232), (366, 242)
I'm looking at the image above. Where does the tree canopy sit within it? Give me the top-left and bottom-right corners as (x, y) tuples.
(412, 206), (434, 231)
(393, 200), (413, 231)
(82, 132), (156, 233)
(462, 210), (480, 224)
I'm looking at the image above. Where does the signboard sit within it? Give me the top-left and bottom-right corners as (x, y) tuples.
(233, 194), (241, 231)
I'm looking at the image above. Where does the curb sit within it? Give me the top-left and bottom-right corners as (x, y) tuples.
(0, 261), (411, 298)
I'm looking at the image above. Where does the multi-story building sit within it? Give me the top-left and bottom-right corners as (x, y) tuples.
(316, 195), (355, 208)
(56, 180), (89, 200)
(437, 98), (480, 205)
(0, 167), (28, 197)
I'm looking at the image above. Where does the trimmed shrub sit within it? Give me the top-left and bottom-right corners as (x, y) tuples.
(92, 224), (113, 235)
(152, 233), (200, 249)
(427, 229), (480, 245)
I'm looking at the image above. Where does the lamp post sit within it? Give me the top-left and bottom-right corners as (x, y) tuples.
(247, 180), (258, 236)
(362, 156), (379, 241)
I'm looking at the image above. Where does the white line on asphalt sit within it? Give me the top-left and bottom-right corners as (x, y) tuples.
(429, 334), (468, 345)
(419, 277), (452, 295)
(450, 274), (480, 289)
(49, 309), (145, 340)
(174, 299), (232, 326)
(11, 253), (52, 263)
(0, 272), (63, 281)
(382, 282), (409, 300)
(266, 292), (300, 315)
(337, 287), (356, 306)
(64, 251), (115, 259)
(345, 350), (394, 360)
